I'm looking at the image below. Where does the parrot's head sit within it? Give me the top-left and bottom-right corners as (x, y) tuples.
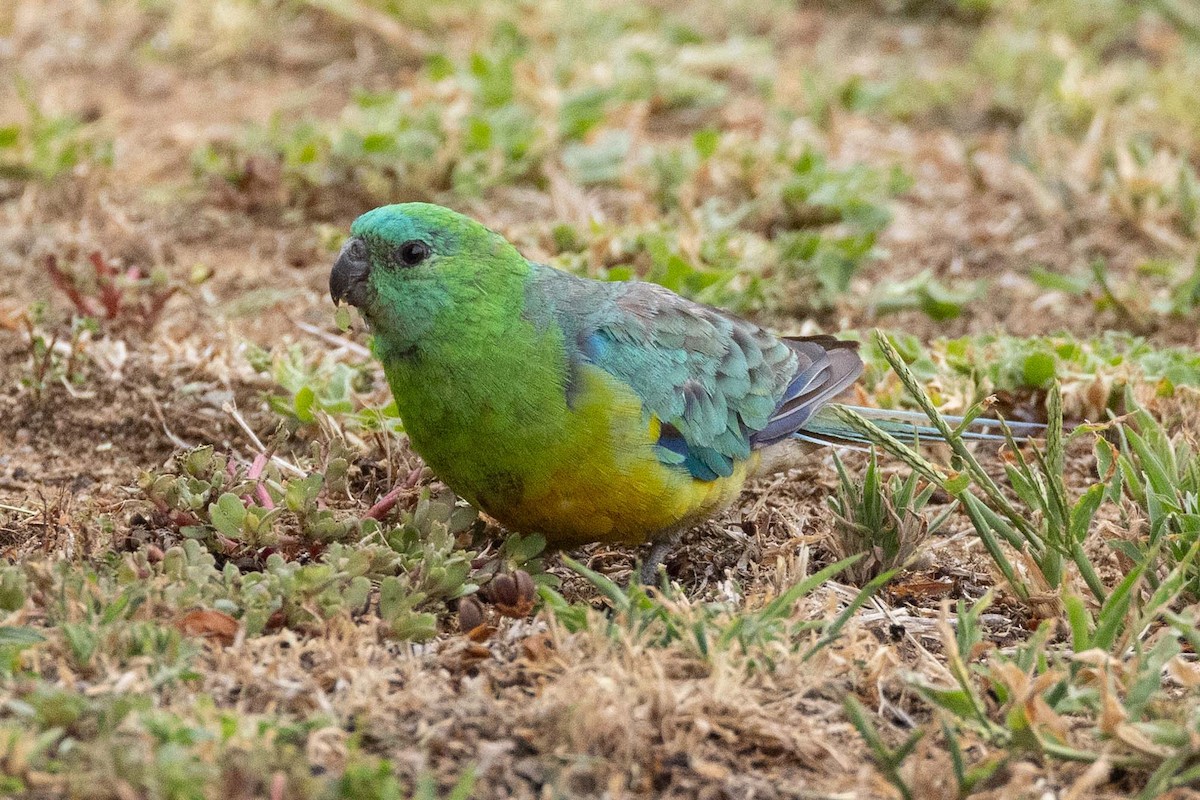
(330, 203), (524, 350)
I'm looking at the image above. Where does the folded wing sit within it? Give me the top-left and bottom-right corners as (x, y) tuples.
(570, 281), (862, 481)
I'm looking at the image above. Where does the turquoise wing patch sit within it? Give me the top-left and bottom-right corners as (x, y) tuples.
(575, 283), (794, 481)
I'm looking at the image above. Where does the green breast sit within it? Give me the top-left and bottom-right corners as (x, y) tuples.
(380, 312), (574, 518)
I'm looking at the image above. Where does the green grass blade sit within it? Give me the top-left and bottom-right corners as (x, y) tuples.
(803, 565), (895, 661)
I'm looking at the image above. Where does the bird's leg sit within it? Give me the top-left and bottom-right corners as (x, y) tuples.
(639, 539), (675, 586)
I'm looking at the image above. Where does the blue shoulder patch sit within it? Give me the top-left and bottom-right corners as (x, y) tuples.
(656, 425), (732, 481)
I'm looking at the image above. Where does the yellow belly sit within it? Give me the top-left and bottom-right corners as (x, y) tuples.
(485, 365), (755, 547)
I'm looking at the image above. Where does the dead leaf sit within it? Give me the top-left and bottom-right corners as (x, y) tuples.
(462, 643), (491, 662)
(1115, 722), (1174, 758)
(521, 633), (555, 662)
(1064, 756), (1111, 800)
(690, 758), (731, 781)
(467, 624), (496, 643)
(175, 609), (239, 646)
(495, 599), (536, 619)
(889, 579), (954, 603)
(1167, 656), (1200, 688)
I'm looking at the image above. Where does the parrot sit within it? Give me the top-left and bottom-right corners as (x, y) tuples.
(330, 203), (1039, 583)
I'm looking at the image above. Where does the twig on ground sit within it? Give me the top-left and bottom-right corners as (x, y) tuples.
(292, 318), (372, 358)
(144, 390), (195, 451)
(0, 504), (36, 516)
(222, 401), (304, 476)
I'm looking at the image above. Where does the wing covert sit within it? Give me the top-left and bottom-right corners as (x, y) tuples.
(526, 268), (863, 482)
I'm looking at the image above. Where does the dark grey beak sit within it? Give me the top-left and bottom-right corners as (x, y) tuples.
(330, 237), (370, 307)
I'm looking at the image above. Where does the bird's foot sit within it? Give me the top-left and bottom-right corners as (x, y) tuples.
(639, 540), (673, 586)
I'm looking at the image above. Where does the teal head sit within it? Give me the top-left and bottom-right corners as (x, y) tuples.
(329, 203), (526, 352)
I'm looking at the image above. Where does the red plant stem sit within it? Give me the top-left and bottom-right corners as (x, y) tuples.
(243, 453), (276, 509)
(214, 534), (240, 554)
(363, 468), (424, 520)
(45, 255), (97, 318)
(90, 252), (122, 319)
(147, 494), (201, 528)
(168, 509), (202, 528)
(364, 484), (406, 520)
(255, 484), (275, 510)
(246, 453), (267, 481)
(145, 286), (179, 330)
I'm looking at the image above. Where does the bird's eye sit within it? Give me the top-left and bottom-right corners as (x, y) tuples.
(397, 240), (431, 267)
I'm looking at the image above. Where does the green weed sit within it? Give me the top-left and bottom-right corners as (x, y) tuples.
(0, 80), (112, 181)
(543, 551), (888, 671)
(855, 331), (1200, 410)
(826, 450), (954, 585)
(138, 446), (479, 640)
(1097, 393), (1200, 600)
(18, 304), (96, 403)
(835, 330), (1109, 602)
(836, 329), (1200, 790)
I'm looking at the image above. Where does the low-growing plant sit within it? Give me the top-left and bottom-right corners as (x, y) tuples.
(542, 552), (890, 671)
(834, 330), (1109, 603)
(1054, 255), (1200, 327)
(835, 328), (1200, 791)
(826, 450), (955, 585)
(551, 140), (911, 315)
(848, 581), (1200, 794)
(775, 228), (879, 311)
(844, 695), (924, 800)
(867, 270), (984, 321)
(254, 344), (376, 427)
(139, 445), (358, 554)
(0, 80), (113, 181)
(44, 251), (194, 335)
(1097, 392), (1200, 600)
(0, 676), (485, 799)
(18, 303), (96, 402)
(336, 753), (476, 800)
(910, 590), (1200, 794)
(601, 228), (741, 304)
(136, 445), (482, 640)
(855, 331), (1200, 411)
(193, 24), (554, 206)
(777, 148), (911, 233)
(767, 150), (912, 312)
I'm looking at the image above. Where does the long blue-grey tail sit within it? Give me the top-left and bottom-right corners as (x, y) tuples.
(794, 404), (1045, 449)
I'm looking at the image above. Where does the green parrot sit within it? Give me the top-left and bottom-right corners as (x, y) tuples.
(330, 203), (1036, 582)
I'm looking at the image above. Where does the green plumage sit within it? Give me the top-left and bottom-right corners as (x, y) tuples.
(341, 203), (864, 487)
(331, 203), (973, 558)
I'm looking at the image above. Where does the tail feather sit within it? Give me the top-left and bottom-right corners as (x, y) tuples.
(791, 430), (873, 452)
(795, 403), (1045, 449)
(838, 405), (1045, 434)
